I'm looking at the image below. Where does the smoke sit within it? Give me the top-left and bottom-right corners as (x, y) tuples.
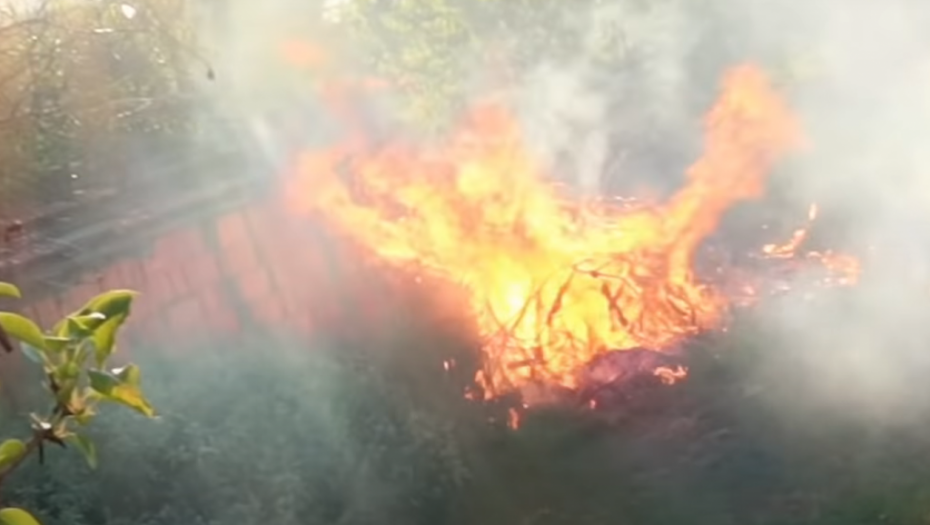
(461, 0), (930, 426)
(195, 0), (930, 487)
(738, 1), (930, 425)
(507, 1), (701, 197)
(11, 1), (930, 524)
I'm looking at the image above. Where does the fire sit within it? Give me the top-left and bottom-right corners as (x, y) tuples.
(507, 407), (521, 430)
(762, 204), (819, 258)
(760, 203), (861, 286)
(285, 65), (805, 399)
(654, 365), (689, 386)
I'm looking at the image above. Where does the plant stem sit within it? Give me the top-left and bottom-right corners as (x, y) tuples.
(0, 432), (41, 480)
(0, 408), (65, 502)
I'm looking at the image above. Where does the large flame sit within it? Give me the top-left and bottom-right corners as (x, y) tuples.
(285, 65), (803, 399)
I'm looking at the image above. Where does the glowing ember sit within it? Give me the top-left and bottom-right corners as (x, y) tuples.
(654, 366), (689, 385)
(762, 204), (819, 258)
(759, 203), (861, 286)
(507, 407), (521, 430)
(285, 65), (808, 399)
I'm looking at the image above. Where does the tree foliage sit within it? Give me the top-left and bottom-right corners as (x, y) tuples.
(337, 0), (822, 134)
(0, 0), (203, 211)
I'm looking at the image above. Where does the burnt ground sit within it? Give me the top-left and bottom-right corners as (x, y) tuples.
(454, 282), (930, 525)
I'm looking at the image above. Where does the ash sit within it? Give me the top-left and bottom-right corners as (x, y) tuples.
(576, 347), (686, 409)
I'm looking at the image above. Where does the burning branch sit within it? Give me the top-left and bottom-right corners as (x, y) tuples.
(285, 62), (863, 404)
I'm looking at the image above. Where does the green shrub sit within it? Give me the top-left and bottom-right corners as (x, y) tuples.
(3, 330), (488, 525)
(5, 288), (930, 525)
(0, 284), (156, 525)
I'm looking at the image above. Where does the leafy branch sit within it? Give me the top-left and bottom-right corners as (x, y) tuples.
(0, 282), (156, 525)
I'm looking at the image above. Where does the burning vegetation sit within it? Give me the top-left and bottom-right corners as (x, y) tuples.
(283, 62), (859, 418)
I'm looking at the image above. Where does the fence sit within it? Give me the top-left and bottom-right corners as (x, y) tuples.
(0, 144), (396, 393)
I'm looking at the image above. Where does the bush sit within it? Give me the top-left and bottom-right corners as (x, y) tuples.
(0, 285), (156, 525)
(7, 288), (930, 525)
(3, 330), (488, 525)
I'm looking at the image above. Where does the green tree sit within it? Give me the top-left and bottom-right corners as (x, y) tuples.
(339, 0), (695, 128)
(0, 282), (155, 525)
(338, 0), (476, 129)
(337, 0), (820, 134)
(0, 0), (207, 210)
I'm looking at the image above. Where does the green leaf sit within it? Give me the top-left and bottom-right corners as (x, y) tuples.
(72, 313), (107, 331)
(87, 369), (119, 394)
(51, 318), (67, 339)
(92, 312), (127, 367)
(58, 312), (108, 340)
(114, 364), (141, 386)
(67, 434), (97, 469)
(0, 508), (41, 525)
(64, 317), (92, 339)
(73, 340), (91, 367)
(0, 313), (46, 351)
(43, 336), (71, 352)
(76, 290), (137, 319)
(57, 361), (81, 382)
(72, 390), (97, 425)
(110, 383), (156, 418)
(87, 370), (156, 418)
(19, 344), (46, 365)
(0, 283), (21, 299)
(0, 439), (27, 469)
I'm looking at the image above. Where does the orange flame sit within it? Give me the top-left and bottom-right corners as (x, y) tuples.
(654, 365), (689, 386)
(762, 203), (818, 258)
(286, 65), (803, 399)
(761, 203), (861, 285)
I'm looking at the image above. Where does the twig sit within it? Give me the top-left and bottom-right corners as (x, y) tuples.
(0, 405), (63, 503)
(0, 431), (40, 482)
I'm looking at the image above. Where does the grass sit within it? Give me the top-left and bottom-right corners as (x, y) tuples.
(3, 282), (930, 525)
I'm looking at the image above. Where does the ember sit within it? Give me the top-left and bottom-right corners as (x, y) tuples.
(284, 62), (855, 406)
(573, 348), (691, 412)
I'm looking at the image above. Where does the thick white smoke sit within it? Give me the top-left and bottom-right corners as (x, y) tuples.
(203, 0), (930, 425)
